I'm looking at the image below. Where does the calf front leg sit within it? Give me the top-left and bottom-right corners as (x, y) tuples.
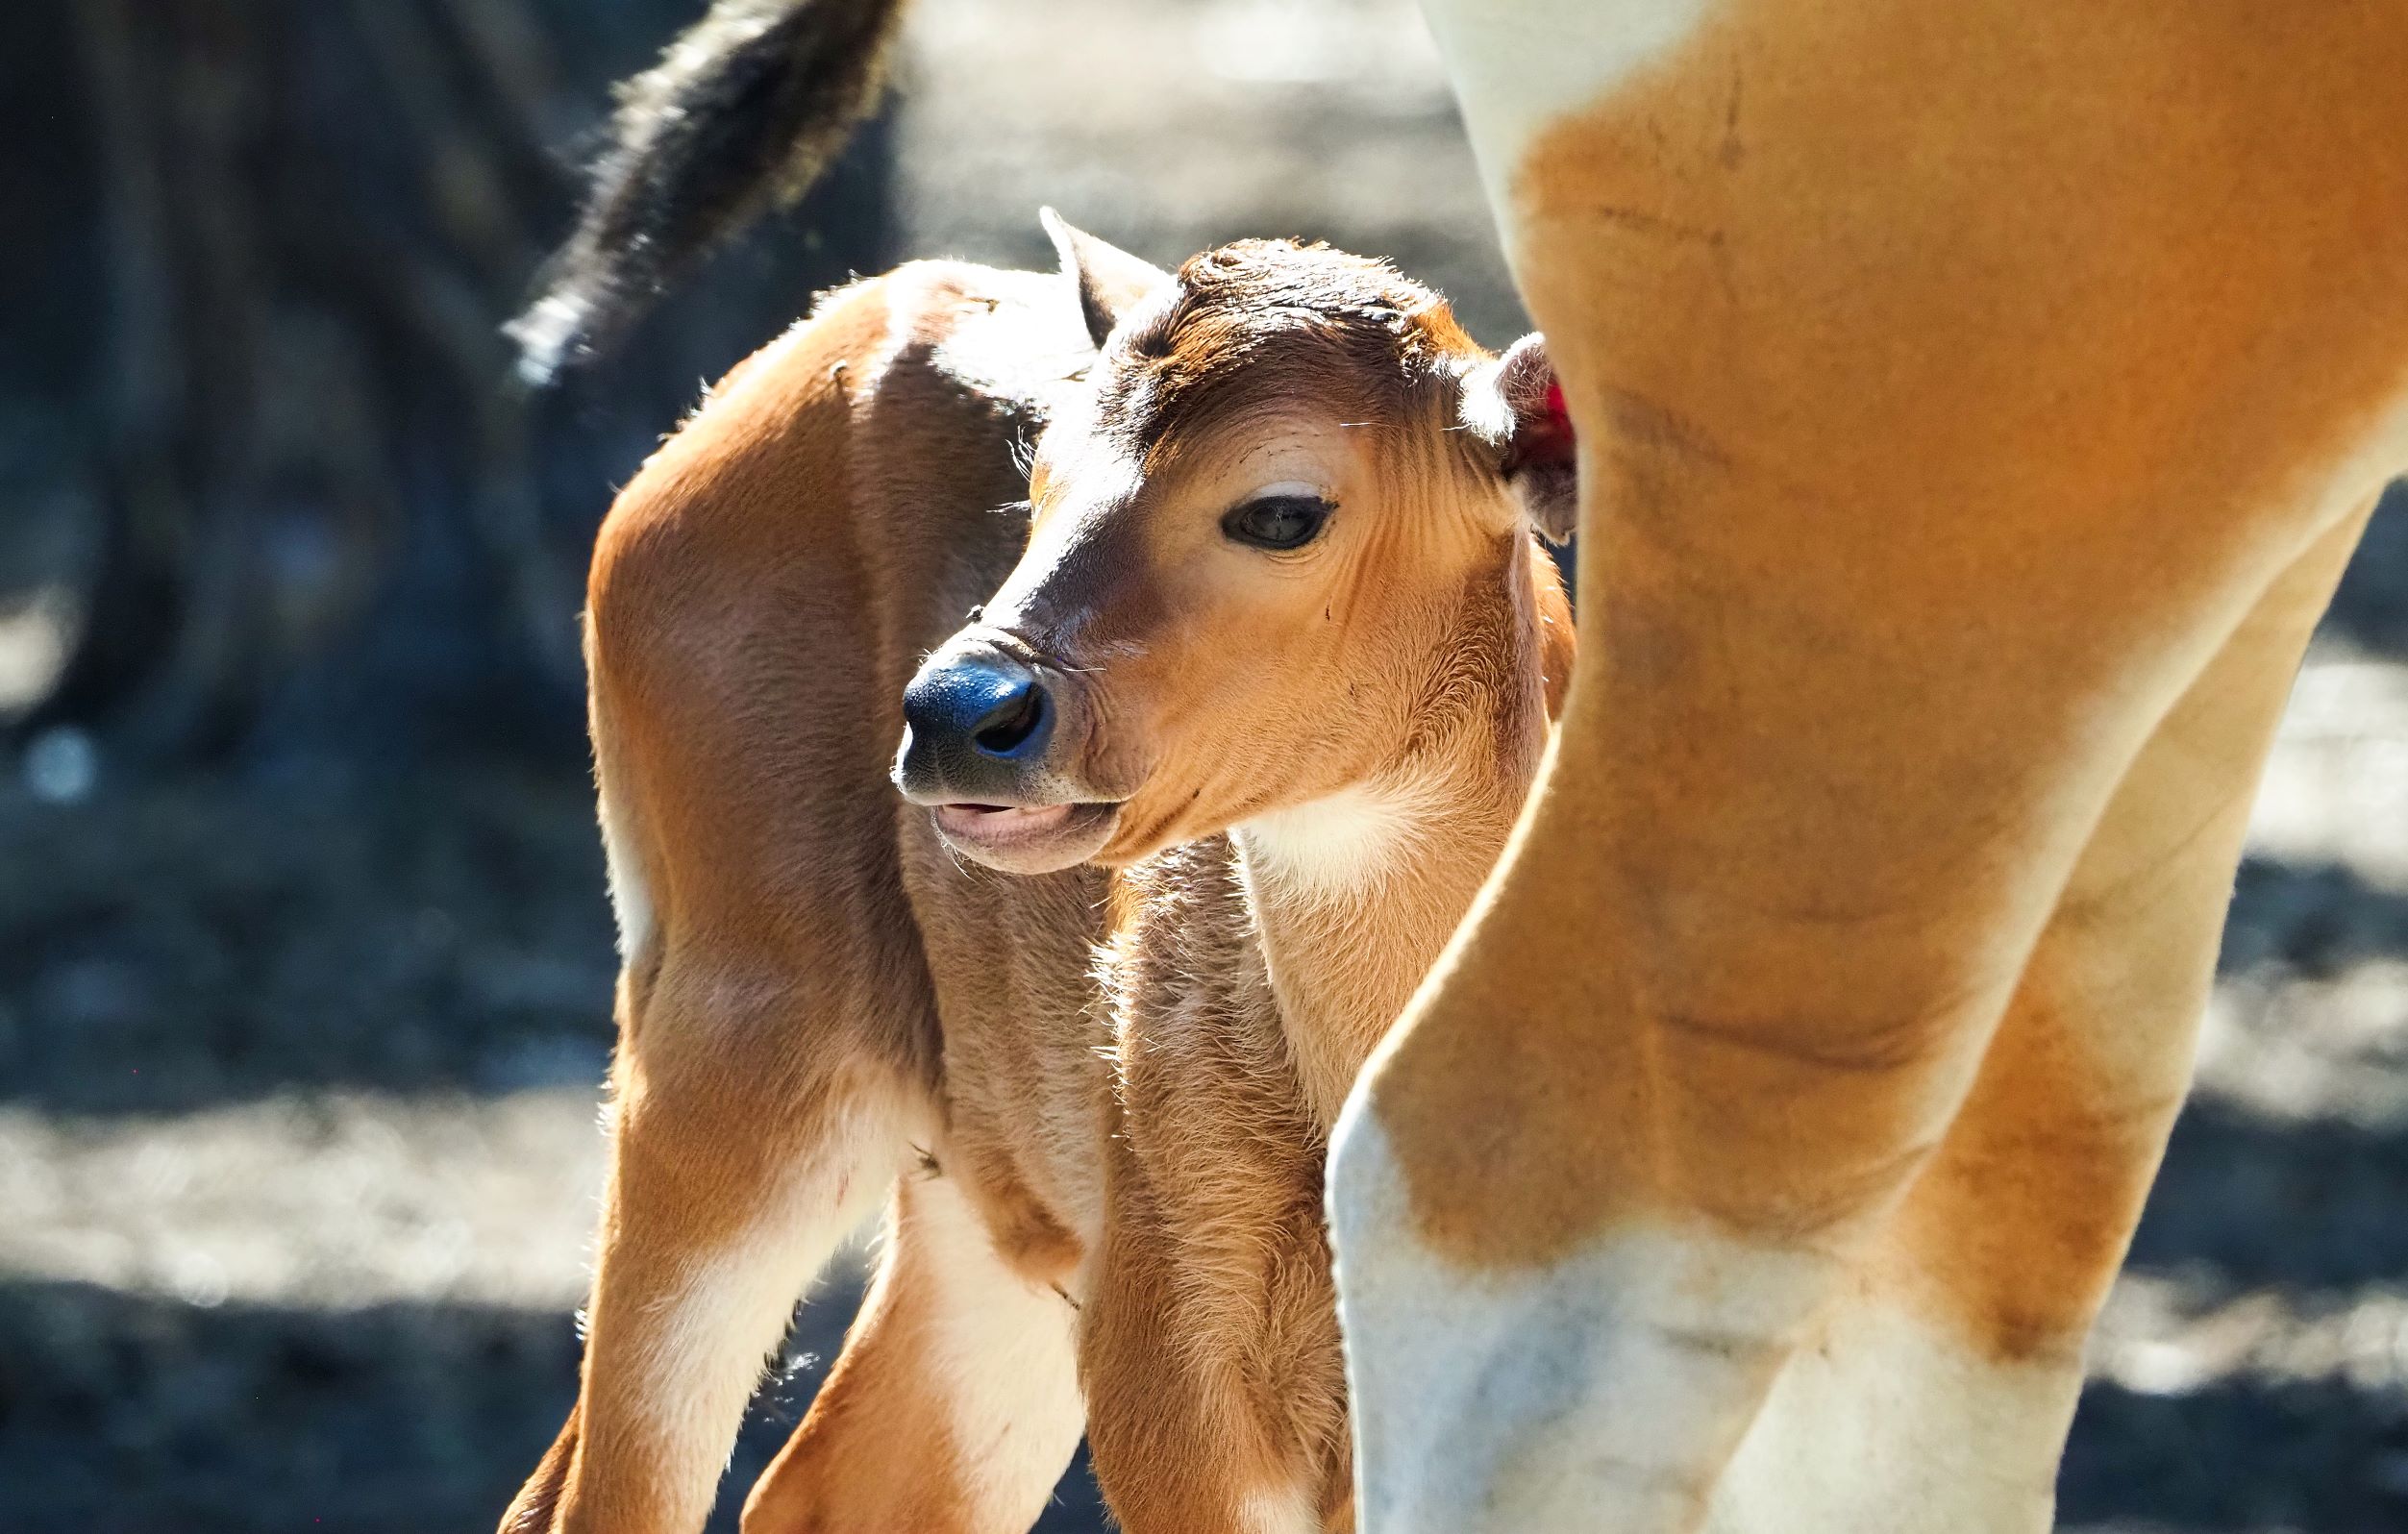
(742, 1169), (1085, 1534)
(502, 953), (927, 1534)
(1082, 1151), (1346, 1534)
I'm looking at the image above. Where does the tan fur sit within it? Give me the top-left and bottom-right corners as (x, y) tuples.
(505, 1), (2408, 1521)
(503, 259), (1106, 1534)
(1032, 246), (1573, 1529)
(502, 236), (1574, 1534)
(743, 1170), (1085, 1534)
(1333, 0), (2408, 1525)
(1382, 0), (2408, 1268)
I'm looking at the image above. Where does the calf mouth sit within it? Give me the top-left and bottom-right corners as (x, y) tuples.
(929, 799), (1121, 874)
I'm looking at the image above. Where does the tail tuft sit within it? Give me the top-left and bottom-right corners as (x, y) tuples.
(510, 0), (906, 384)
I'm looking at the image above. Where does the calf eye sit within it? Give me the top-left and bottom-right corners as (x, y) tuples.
(1223, 493), (1332, 551)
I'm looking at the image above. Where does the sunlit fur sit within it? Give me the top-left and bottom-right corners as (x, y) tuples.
(1331, 1), (2408, 1528)
(974, 239), (1577, 1527)
(504, 232), (1576, 1534)
(503, 256), (1106, 1534)
(971, 242), (1572, 869)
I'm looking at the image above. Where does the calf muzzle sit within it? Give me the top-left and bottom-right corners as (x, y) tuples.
(895, 645), (1057, 805)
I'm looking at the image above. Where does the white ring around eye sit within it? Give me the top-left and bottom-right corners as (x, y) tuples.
(1246, 481), (1329, 503)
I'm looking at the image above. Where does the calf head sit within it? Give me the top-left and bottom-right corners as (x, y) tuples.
(896, 215), (1576, 875)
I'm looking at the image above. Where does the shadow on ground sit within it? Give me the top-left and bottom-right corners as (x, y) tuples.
(2062, 1377), (2408, 1532)
(2321, 481), (2408, 662)
(7, 739), (2408, 1527)
(0, 1274), (1106, 1534)
(0, 765), (617, 1117)
(2222, 856), (2408, 980)
(2130, 1105), (2408, 1290)
(5, 1260), (2403, 1534)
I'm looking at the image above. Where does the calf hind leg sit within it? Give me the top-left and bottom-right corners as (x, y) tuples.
(505, 445), (956, 1534)
(501, 935), (934, 1534)
(742, 1171), (1086, 1534)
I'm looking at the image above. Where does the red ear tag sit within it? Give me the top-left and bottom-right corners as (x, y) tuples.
(1544, 379), (1571, 433)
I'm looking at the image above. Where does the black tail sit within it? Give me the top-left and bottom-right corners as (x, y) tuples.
(509, 0), (907, 384)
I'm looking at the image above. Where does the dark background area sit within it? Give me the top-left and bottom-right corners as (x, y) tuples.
(4, 2), (2408, 1530)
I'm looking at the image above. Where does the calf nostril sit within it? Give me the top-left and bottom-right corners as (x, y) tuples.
(971, 680), (1048, 757)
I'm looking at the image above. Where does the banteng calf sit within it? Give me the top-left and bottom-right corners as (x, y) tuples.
(504, 220), (1577, 1534)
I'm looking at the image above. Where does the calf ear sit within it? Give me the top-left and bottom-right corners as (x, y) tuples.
(1462, 334), (1578, 544)
(1040, 208), (1172, 349)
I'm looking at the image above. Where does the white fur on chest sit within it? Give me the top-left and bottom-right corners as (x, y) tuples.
(1234, 781), (1435, 905)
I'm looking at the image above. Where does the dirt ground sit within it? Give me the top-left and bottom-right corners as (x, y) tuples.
(9, 2), (2408, 1530)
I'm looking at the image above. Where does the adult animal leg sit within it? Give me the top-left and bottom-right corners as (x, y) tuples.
(1704, 502), (2373, 1534)
(1338, 3), (2408, 1526)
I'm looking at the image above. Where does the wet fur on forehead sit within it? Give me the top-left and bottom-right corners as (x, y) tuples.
(1096, 239), (1481, 451)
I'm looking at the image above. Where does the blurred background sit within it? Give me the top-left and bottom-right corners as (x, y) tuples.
(3, 1), (2407, 1529)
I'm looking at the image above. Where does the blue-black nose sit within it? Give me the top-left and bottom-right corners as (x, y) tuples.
(897, 653), (1056, 802)
(906, 656), (1052, 759)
